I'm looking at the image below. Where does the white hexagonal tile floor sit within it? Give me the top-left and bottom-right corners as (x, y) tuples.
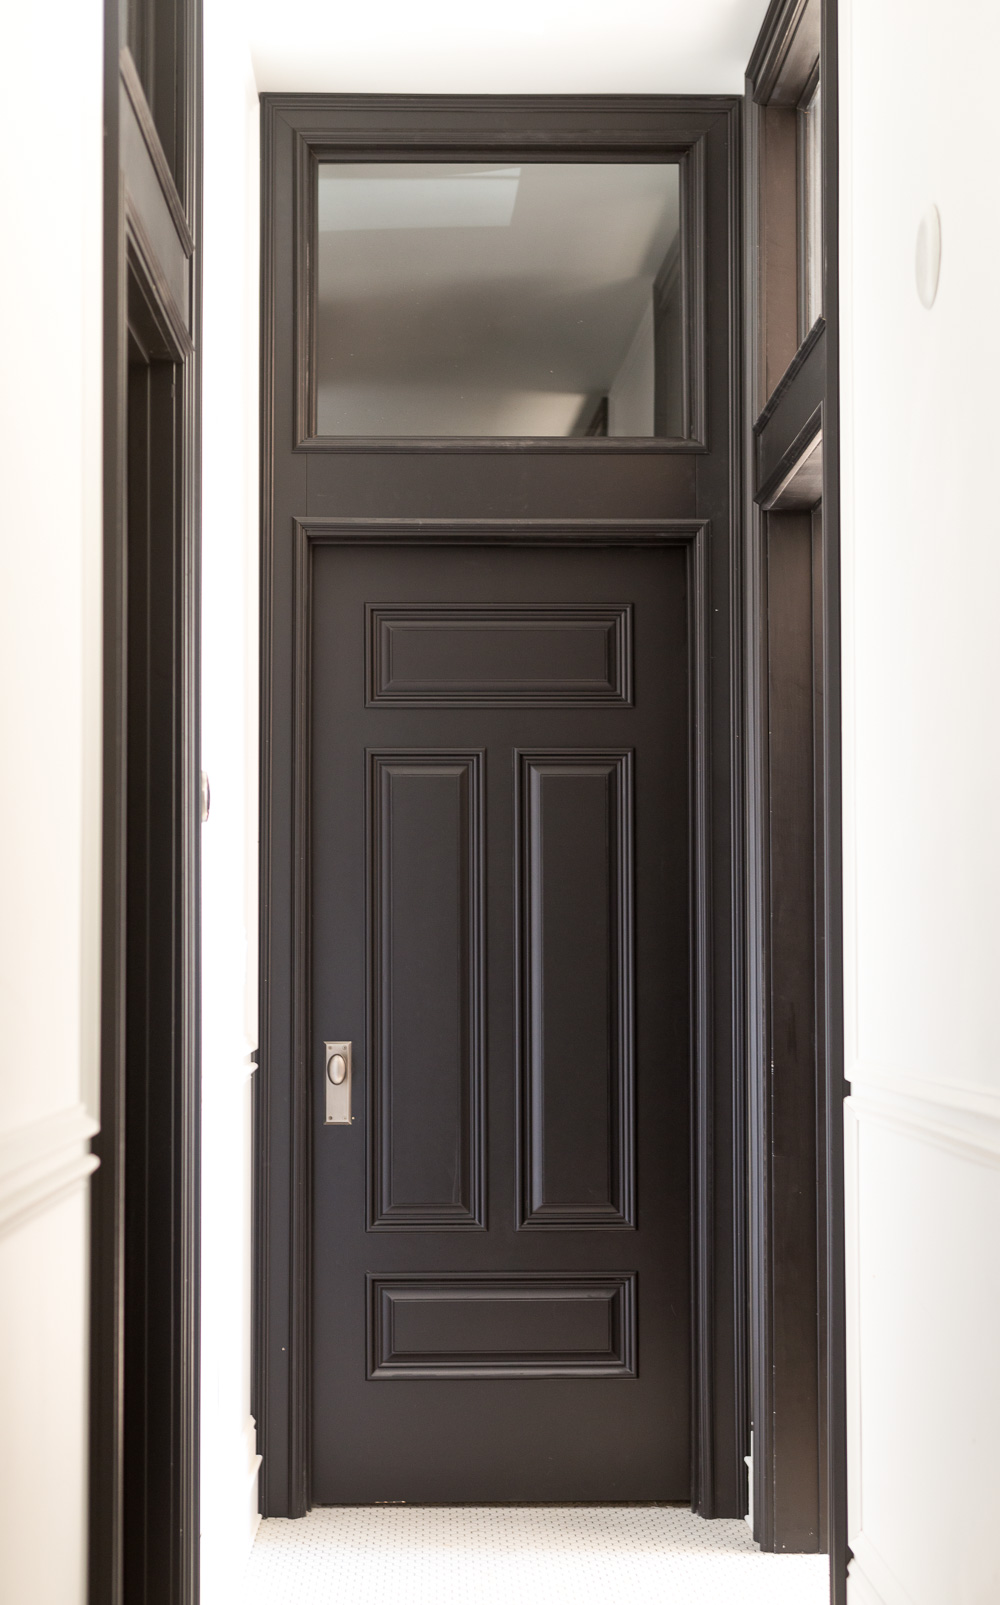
(244, 1504), (829, 1604)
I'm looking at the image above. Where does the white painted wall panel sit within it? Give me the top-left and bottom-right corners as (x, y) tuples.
(0, 2), (103, 1602)
(200, 1), (263, 1594)
(841, 0), (1000, 1103)
(0, 1192), (91, 1605)
(841, 0), (1000, 1600)
(846, 1107), (1000, 1605)
(0, 0), (103, 1136)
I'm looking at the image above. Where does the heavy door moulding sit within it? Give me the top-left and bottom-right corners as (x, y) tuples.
(90, 3), (202, 1602)
(744, 0), (844, 1597)
(255, 94), (747, 1523)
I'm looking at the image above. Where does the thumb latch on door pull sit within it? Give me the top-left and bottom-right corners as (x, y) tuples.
(324, 1040), (352, 1125)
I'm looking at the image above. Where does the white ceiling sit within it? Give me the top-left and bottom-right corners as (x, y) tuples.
(246, 0), (772, 96)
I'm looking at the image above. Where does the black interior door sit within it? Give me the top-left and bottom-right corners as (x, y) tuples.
(310, 540), (690, 1500)
(258, 95), (745, 1520)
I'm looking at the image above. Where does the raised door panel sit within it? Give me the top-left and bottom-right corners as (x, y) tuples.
(516, 750), (635, 1229)
(368, 752), (485, 1229)
(366, 602), (633, 706)
(368, 1272), (637, 1379)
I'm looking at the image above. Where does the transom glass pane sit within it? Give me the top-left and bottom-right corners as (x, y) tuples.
(798, 81), (823, 338)
(315, 162), (684, 439)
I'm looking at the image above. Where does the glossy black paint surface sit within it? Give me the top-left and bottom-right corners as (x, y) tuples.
(310, 541), (690, 1500)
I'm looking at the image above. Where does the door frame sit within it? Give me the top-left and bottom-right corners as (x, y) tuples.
(255, 94), (747, 1520)
(89, 4), (202, 1601)
(743, 0), (845, 1595)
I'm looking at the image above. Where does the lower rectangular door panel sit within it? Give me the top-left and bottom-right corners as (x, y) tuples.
(368, 1272), (637, 1379)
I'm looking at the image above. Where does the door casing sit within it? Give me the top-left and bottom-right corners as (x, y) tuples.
(743, 0), (845, 1594)
(90, 6), (202, 1602)
(255, 92), (748, 1521)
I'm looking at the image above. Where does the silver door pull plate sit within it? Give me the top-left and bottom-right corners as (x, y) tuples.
(324, 1040), (352, 1125)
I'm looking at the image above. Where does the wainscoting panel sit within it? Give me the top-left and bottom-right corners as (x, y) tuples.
(845, 1086), (1000, 1605)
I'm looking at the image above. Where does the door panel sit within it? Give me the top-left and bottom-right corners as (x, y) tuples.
(368, 750), (485, 1231)
(367, 603), (632, 707)
(516, 749), (634, 1228)
(310, 541), (690, 1502)
(367, 1272), (637, 1379)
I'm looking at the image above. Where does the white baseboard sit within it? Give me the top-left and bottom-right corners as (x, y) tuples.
(243, 1414), (262, 1554)
(847, 1557), (888, 1605)
(844, 1103), (995, 1605)
(201, 1419), (263, 1602)
(246, 1456), (262, 1554)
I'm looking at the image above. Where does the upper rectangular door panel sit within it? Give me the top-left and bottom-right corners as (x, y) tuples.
(367, 602), (633, 707)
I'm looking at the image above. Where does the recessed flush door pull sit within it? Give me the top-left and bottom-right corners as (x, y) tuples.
(324, 1040), (352, 1125)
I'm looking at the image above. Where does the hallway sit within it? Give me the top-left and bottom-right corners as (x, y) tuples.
(243, 1506), (828, 1603)
(8, 1), (1000, 1603)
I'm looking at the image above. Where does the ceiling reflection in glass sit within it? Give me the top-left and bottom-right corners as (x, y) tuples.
(315, 162), (684, 438)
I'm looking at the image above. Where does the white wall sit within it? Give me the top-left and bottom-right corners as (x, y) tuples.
(840, 3), (1000, 1602)
(200, 2), (262, 1596)
(0, 2), (104, 1602)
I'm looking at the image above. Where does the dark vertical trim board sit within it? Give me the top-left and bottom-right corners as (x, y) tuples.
(90, 3), (202, 1601)
(819, 3), (847, 1598)
(743, 0), (844, 1593)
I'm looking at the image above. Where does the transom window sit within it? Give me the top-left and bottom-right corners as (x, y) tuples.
(314, 161), (685, 439)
